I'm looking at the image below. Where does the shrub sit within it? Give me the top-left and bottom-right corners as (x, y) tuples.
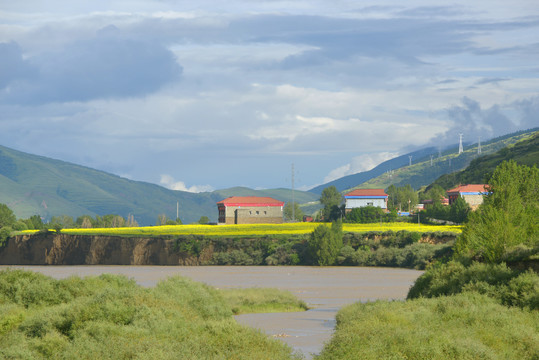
(0, 270), (300, 359)
(407, 261), (539, 310)
(307, 221), (343, 266)
(318, 293), (539, 360)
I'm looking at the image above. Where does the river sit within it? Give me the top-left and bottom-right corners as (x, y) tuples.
(2, 266), (422, 359)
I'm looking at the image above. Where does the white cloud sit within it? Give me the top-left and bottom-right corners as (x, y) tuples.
(324, 152), (399, 183)
(159, 175), (214, 193)
(1, 1), (538, 191)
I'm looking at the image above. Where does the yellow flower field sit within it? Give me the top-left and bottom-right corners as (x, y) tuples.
(22, 222), (461, 237)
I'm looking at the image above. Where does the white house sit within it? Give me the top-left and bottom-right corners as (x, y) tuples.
(344, 189), (389, 213)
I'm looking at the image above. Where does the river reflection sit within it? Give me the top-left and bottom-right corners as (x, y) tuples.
(3, 266), (422, 359)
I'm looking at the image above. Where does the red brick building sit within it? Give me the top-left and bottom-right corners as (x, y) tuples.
(217, 196), (284, 224)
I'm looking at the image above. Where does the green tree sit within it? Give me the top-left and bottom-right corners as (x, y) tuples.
(284, 202), (304, 222)
(386, 184), (418, 212)
(50, 215), (74, 229)
(198, 216), (210, 224)
(420, 184), (446, 203)
(456, 161), (539, 263)
(449, 196), (470, 224)
(76, 215), (94, 228)
(347, 206), (385, 223)
(24, 215), (44, 230)
(0, 203), (16, 228)
(385, 184), (398, 211)
(307, 221), (343, 266)
(320, 186), (342, 221)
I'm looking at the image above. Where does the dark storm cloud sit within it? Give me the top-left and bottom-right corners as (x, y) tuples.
(430, 96), (535, 147)
(1, 28), (182, 104)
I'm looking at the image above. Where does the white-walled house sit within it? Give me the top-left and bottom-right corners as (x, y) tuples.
(344, 189), (389, 213)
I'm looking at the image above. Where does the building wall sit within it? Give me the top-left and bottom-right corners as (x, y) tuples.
(345, 198), (387, 209)
(462, 194), (484, 210)
(220, 205), (283, 224)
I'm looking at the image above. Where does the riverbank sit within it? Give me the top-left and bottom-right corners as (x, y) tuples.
(0, 230), (457, 268)
(0, 268), (301, 359)
(1, 265), (422, 358)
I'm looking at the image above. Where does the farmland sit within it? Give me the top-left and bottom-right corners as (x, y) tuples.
(22, 222), (461, 237)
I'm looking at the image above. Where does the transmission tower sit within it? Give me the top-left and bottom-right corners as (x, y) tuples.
(477, 136), (482, 154)
(430, 154), (434, 166)
(458, 133), (463, 154)
(408, 155), (412, 166)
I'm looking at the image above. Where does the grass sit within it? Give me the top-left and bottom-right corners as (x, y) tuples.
(316, 293), (539, 360)
(19, 222), (461, 237)
(220, 288), (309, 315)
(0, 269), (302, 360)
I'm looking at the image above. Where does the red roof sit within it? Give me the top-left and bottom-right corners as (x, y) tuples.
(345, 189), (388, 197)
(447, 184), (488, 194)
(217, 196), (284, 207)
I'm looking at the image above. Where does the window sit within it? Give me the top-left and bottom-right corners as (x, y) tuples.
(367, 202), (373, 206)
(256, 211), (260, 215)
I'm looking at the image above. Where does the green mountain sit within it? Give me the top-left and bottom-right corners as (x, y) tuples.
(343, 129), (539, 193)
(0, 146), (318, 225)
(428, 131), (539, 190)
(309, 147), (437, 194)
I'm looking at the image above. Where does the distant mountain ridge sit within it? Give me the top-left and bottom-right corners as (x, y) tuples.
(1, 128), (536, 225)
(309, 147), (436, 194)
(428, 131), (539, 190)
(310, 128), (539, 194)
(0, 146), (318, 225)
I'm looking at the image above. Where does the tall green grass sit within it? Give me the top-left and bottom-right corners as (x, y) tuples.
(220, 288), (309, 315)
(317, 293), (539, 360)
(0, 269), (301, 359)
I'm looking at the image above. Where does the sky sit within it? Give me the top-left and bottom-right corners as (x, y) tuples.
(1, 1), (538, 192)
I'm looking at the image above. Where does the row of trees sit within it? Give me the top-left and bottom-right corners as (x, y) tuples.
(318, 184), (419, 223)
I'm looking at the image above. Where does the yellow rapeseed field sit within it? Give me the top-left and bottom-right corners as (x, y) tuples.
(22, 222), (461, 236)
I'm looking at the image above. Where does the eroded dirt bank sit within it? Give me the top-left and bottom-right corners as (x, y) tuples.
(0, 233), (205, 265)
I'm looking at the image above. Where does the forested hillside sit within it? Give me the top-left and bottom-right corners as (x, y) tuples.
(346, 128), (538, 192)
(428, 131), (539, 190)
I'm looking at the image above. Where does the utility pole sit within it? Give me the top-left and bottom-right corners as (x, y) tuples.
(176, 201), (179, 221)
(291, 163), (295, 222)
(408, 155), (412, 166)
(430, 154), (434, 166)
(458, 133), (463, 154)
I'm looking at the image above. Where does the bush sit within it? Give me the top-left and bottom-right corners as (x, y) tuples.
(407, 261), (539, 310)
(318, 293), (539, 360)
(456, 161), (539, 263)
(0, 270), (300, 360)
(307, 221), (343, 266)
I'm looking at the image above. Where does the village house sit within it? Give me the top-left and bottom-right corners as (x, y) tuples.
(217, 196), (284, 225)
(446, 184), (489, 210)
(344, 189), (389, 213)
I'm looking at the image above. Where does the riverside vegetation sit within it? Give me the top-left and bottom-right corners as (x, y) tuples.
(0, 161), (537, 359)
(0, 269), (305, 359)
(317, 161), (539, 359)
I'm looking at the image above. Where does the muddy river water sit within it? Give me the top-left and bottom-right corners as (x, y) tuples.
(4, 266), (422, 359)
